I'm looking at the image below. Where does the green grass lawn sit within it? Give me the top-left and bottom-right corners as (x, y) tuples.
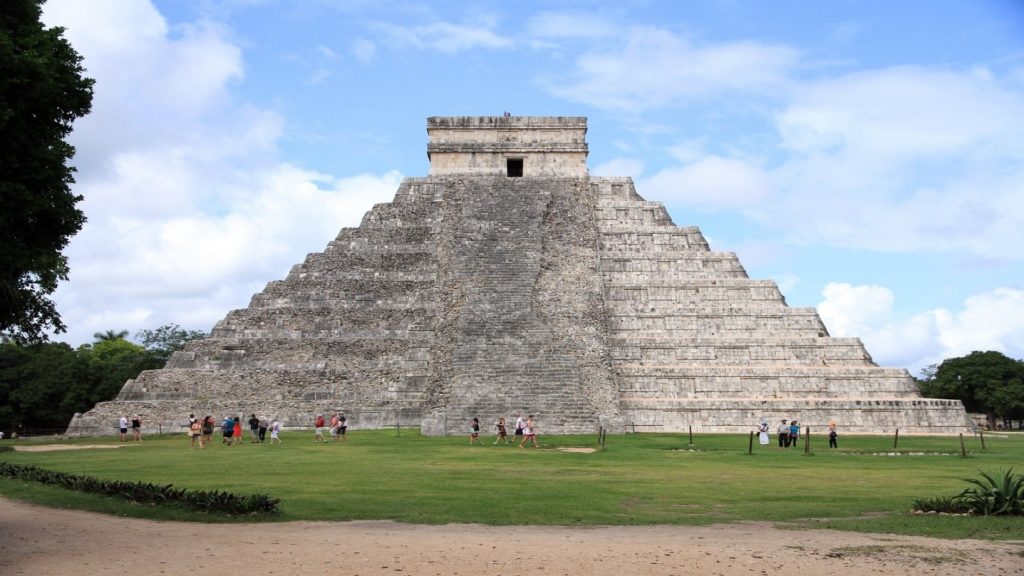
(1, 429), (1022, 541)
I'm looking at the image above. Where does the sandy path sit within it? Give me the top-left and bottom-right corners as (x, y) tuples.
(1, 499), (1022, 576)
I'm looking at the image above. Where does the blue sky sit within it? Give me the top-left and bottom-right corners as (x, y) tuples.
(40, 0), (1024, 375)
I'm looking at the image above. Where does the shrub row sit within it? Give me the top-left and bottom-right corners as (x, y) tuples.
(0, 461), (280, 515)
(912, 469), (1023, 516)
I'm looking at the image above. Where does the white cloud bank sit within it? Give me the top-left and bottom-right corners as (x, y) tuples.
(819, 283), (1024, 375)
(43, 0), (400, 345)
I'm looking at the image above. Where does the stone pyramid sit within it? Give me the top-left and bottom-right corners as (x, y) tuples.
(71, 116), (972, 436)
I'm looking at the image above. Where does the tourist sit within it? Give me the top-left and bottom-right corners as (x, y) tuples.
(131, 415), (142, 442)
(777, 419), (789, 448)
(187, 413), (197, 429)
(222, 416), (233, 445)
(189, 417), (202, 448)
(758, 418), (769, 446)
(314, 414), (326, 443)
(469, 417), (481, 444)
(514, 412), (525, 444)
(494, 416), (508, 444)
(258, 417), (269, 443)
(330, 412), (340, 442)
(270, 420), (282, 444)
(232, 416), (243, 444)
(201, 415), (215, 447)
(248, 413), (260, 443)
(789, 420), (800, 448)
(520, 415), (538, 448)
(828, 420), (838, 449)
(118, 415), (128, 442)
(338, 412), (348, 442)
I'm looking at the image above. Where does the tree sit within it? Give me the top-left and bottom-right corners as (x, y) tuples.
(137, 323), (207, 364)
(78, 337), (162, 401)
(0, 0), (94, 342)
(918, 351), (1024, 429)
(0, 338), (90, 433)
(93, 329), (129, 342)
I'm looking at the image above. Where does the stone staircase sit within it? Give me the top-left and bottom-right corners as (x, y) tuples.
(591, 177), (969, 433)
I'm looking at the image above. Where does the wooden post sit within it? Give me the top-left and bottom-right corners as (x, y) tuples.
(748, 431), (754, 454)
(804, 426), (810, 454)
(959, 433), (967, 457)
(689, 425), (693, 446)
(893, 428), (899, 449)
(979, 429), (986, 450)
(632, 422), (636, 434)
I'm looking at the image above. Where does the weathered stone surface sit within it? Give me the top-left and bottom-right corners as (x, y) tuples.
(69, 117), (972, 437)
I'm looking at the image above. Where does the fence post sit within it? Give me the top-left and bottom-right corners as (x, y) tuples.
(893, 428), (899, 449)
(959, 433), (967, 457)
(748, 431), (754, 454)
(688, 425), (693, 446)
(804, 426), (810, 454)
(979, 429), (985, 450)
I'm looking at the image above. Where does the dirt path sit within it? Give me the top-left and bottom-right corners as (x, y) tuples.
(0, 498), (1021, 576)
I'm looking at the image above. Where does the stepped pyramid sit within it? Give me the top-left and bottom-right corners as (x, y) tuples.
(71, 116), (972, 436)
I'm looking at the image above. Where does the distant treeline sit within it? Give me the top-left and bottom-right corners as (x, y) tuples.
(0, 324), (205, 434)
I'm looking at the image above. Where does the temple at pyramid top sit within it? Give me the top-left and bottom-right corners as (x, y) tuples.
(427, 116), (589, 177)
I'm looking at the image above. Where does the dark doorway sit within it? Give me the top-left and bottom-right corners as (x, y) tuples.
(507, 158), (523, 177)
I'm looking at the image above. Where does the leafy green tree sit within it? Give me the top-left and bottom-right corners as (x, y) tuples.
(0, 0), (94, 342)
(78, 337), (162, 403)
(93, 329), (129, 341)
(0, 339), (90, 433)
(919, 351), (1024, 429)
(137, 323), (207, 364)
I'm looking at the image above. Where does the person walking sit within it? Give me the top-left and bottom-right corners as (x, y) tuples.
(314, 414), (326, 443)
(118, 415), (129, 442)
(248, 413), (260, 443)
(777, 419), (789, 448)
(514, 413), (525, 445)
(329, 409), (342, 440)
(189, 417), (202, 448)
(269, 420), (282, 444)
(828, 419), (838, 449)
(258, 417), (269, 443)
(519, 415), (538, 448)
(789, 420), (800, 448)
(201, 415), (215, 447)
(222, 416), (234, 445)
(494, 416), (508, 444)
(232, 416), (243, 445)
(338, 412), (348, 442)
(131, 415), (142, 442)
(469, 417), (481, 444)
(758, 418), (770, 446)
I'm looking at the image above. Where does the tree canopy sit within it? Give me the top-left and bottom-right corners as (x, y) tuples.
(137, 324), (208, 364)
(0, 0), (94, 342)
(0, 324), (206, 434)
(918, 350), (1024, 429)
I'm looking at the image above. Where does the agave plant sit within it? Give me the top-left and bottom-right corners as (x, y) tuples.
(956, 469), (1024, 516)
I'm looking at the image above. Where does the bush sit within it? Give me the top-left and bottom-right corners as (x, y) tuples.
(956, 469), (1024, 516)
(910, 495), (970, 514)
(0, 461), (279, 515)
(913, 469), (1024, 516)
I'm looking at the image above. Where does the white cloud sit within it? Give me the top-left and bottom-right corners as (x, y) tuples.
(768, 66), (1024, 259)
(351, 38), (377, 63)
(370, 18), (512, 54)
(638, 155), (773, 210)
(526, 11), (618, 41)
(41, 1), (403, 346)
(817, 284), (1024, 374)
(591, 157), (644, 178)
(818, 283), (895, 337)
(544, 27), (798, 111)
